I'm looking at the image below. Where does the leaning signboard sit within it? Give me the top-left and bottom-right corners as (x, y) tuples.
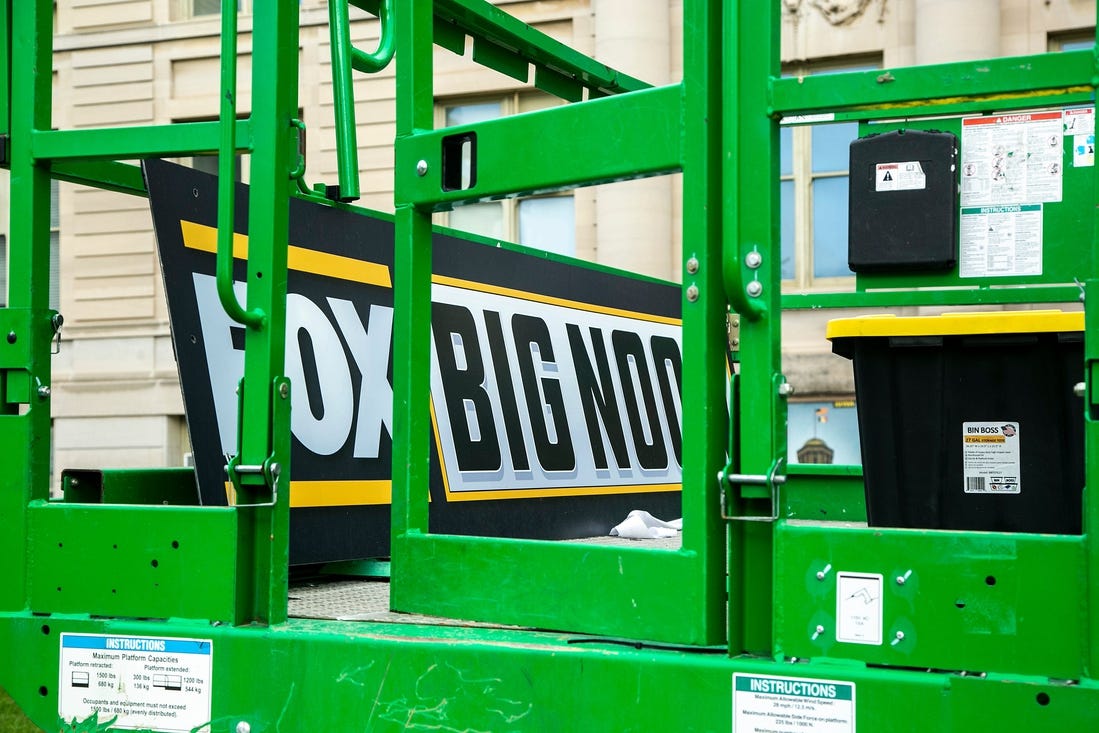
(145, 159), (683, 564)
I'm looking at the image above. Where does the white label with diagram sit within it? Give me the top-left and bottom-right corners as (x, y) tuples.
(734, 673), (855, 733)
(836, 572), (883, 645)
(959, 204), (1043, 278)
(963, 421), (1021, 494)
(1065, 108), (1095, 167)
(875, 161), (926, 192)
(961, 112), (1063, 206)
(59, 634), (213, 732)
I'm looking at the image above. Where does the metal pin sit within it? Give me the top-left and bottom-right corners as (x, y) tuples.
(815, 563), (832, 581)
(811, 624), (825, 640)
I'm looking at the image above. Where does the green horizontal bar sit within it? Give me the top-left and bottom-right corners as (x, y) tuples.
(51, 160), (146, 197)
(433, 0), (649, 96)
(396, 84), (681, 209)
(781, 284), (1082, 310)
(391, 533), (716, 644)
(819, 90), (1096, 124)
(31, 120), (252, 162)
(772, 50), (1095, 117)
(26, 503), (239, 621)
(787, 463), (863, 477)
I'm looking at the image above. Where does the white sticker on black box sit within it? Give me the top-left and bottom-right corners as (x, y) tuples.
(836, 572), (883, 645)
(875, 161), (926, 192)
(59, 634), (212, 732)
(733, 673), (855, 732)
(963, 421), (1021, 494)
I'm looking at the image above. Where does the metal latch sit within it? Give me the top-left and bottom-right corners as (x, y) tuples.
(719, 457), (786, 522)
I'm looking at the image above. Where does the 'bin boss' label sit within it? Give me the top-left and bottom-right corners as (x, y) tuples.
(963, 421), (1021, 494)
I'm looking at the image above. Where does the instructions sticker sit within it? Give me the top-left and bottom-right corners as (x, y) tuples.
(959, 205), (1043, 278)
(875, 161), (926, 192)
(835, 572), (883, 645)
(59, 634), (212, 732)
(733, 673), (855, 733)
(963, 422), (1021, 494)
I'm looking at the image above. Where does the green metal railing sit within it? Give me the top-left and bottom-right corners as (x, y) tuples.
(1, 1), (1099, 729)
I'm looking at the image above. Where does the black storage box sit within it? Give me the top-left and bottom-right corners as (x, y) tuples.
(828, 311), (1084, 534)
(848, 129), (958, 272)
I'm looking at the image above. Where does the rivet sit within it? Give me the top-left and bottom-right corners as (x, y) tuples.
(416, 160), (429, 177)
(236, 722), (251, 733)
(6, 331), (15, 344)
(686, 284), (700, 302)
(38, 385), (51, 398)
(1074, 382), (1086, 399)
(896, 570), (912, 585)
(279, 382), (289, 399)
(746, 281), (763, 298)
(744, 251), (763, 269)
(686, 257), (700, 275)
(778, 383), (795, 397)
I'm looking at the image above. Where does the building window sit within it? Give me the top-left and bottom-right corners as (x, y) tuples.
(780, 59), (878, 290)
(439, 95), (576, 257)
(0, 179), (60, 310)
(1049, 30), (1094, 52)
(171, 0), (250, 21)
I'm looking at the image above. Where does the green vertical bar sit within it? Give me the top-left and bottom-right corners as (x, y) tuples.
(0, 0), (52, 613)
(232, 0), (299, 626)
(678, 0), (731, 644)
(328, 0), (361, 201)
(724, 0), (782, 654)
(0, 0), (9, 137)
(391, 0), (435, 581)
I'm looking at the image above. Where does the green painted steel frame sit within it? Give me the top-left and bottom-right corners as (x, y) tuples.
(1, 0), (1099, 730)
(390, 0), (728, 645)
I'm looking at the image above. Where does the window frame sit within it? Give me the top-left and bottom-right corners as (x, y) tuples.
(780, 56), (880, 292)
(435, 92), (577, 256)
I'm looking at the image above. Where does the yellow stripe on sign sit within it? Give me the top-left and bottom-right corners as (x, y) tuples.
(431, 275), (682, 326)
(180, 220), (392, 288)
(225, 480), (392, 507)
(442, 482), (682, 502)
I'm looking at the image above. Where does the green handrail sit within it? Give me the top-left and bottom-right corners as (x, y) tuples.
(216, 1), (265, 329)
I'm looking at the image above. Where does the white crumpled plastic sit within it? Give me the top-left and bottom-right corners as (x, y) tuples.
(609, 510), (683, 539)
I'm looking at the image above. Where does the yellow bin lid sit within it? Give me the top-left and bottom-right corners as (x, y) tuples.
(826, 310), (1084, 340)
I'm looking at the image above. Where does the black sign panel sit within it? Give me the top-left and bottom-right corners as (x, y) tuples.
(145, 159), (683, 564)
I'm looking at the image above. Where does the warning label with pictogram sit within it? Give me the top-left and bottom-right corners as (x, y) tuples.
(875, 161), (926, 192)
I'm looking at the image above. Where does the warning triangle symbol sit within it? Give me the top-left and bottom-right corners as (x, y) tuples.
(882, 171), (893, 182)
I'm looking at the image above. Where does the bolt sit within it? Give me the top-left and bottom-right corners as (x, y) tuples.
(1074, 382), (1086, 399)
(746, 280), (763, 298)
(686, 257), (700, 275)
(896, 570), (912, 585)
(895, 631), (905, 641)
(744, 251), (763, 269)
(686, 284), (700, 302)
(38, 385), (51, 399)
(778, 383), (795, 397)
(52, 314), (64, 331)
(811, 624), (825, 640)
(416, 160), (429, 177)
(731, 318), (740, 328)
(279, 382), (289, 399)
(730, 339), (740, 347)
(815, 563), (832, 581)
(236, 723), (251, 733)
(6, 331), (15, 344)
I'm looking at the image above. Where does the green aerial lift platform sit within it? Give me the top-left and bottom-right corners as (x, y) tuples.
(2, 0), (1099, 730)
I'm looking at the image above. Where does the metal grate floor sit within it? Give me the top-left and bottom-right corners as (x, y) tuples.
(288, 534), (682, 623)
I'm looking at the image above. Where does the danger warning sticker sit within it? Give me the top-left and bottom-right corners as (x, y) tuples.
(875, 161), (926, 192)
(962, 421), (1021, 494)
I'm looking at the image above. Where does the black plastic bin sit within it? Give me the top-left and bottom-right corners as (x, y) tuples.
(828, 311), (1084, 534)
